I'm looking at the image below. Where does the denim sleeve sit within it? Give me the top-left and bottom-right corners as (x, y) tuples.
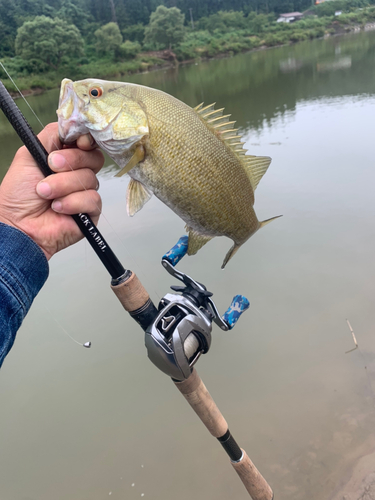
(0, 222), (49, 367)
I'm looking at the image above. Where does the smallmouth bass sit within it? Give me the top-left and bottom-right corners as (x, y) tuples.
(57, 78), (280, 268)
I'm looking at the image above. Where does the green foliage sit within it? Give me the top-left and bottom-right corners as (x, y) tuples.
(116, 40), (142, 60)
(144, 5), (185, 49)
(122, 23), (146, 43)
(2, 0), (375, 92)
(15, 16), (84, 71)
(95, 22), (123, 56)
(313, 0), (373, 17)
(57, 0), (91, 33)
(289, 30), (309, 42)
(248, 12), (274, 34)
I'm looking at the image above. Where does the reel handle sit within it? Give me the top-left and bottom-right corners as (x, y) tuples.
(222, 295), (250, 330)
(162, 235), (188, 266)
(163, 236), (250, 331)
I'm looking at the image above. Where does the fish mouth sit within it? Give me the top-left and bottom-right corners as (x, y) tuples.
(57, 78), (89, 144)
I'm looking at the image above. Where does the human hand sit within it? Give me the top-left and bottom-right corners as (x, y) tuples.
(0, 122), (104, 260)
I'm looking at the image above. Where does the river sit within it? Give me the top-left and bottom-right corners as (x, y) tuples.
(1, 30), (375, 500)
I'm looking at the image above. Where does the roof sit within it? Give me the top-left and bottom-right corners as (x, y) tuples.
(279, 12), (303, 17)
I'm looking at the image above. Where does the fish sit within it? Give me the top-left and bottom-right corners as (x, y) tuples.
(57, 78), (281, 268)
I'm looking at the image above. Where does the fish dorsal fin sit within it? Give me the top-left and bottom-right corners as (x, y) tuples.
(126, 178), (152, 217)
(194, 102), (272, 191)
(243, 155), (272, 191)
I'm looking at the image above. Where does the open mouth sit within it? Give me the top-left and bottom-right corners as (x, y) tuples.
(57, 79), (89, 144)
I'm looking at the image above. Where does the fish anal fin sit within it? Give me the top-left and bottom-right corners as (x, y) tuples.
(222, 244), (240, 269)
(115, 145), (144, 178)
(186, 228), (212, 255)
(259, 214), (282, 229)
(126, 178), (152, 217)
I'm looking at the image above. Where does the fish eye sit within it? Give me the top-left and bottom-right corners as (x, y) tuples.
(89, 87), (103, 98)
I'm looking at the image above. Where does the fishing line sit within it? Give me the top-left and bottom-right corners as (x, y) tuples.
(44, 305), (91, 348)
(0, 63), (161, 298)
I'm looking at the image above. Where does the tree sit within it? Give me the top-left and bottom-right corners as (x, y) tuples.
(57, 0), (91, 32)
(94, 22), (123, 56)
(15, 16), (84, 71)
(144, 5), (185, 49)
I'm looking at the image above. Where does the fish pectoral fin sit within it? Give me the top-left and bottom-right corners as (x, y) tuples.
(126, 178), (152, 217)
(115, 145), (144, 178)
(259, 215), (283, 228)
(221, 243), (240, 269)
(244, 156), (272, 191)
(186, 228), (212, 255)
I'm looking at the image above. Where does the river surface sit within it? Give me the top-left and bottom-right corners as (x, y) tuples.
(1, 30), (375, 500)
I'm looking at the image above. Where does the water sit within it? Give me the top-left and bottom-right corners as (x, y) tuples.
(1, 31), (375, 500)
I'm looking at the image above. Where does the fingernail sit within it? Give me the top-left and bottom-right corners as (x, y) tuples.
(90, 135), (96, 146)
(52, 201), (62, 212)
(96, 179), (100, 191)
(36, 181), (52, 198)
(48, 153), (66, 170)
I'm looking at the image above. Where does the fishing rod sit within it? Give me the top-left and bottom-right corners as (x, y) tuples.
(0, 79), (273, 500)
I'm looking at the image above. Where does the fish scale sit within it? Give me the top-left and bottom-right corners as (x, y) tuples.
(57, 78), (280, 268)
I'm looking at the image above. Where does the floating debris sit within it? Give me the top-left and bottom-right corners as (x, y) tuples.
(345, 319), (359, 354)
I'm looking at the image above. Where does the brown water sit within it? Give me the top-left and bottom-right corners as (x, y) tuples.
(1, 31), (375, 500)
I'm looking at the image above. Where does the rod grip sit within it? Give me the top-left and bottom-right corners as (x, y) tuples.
(111, 272), (150, 312)
(174, 368), (228, 438)
(231, 449), (273, 500)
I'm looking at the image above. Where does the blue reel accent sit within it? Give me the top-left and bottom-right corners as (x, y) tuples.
(162, 236), (189, 267)
(222, 295), (250, 330)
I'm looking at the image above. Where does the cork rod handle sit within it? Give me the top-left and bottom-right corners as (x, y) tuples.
(174, 369), (273, 500)
(111, 272), (150, 312)
(232, 450), (273, 500)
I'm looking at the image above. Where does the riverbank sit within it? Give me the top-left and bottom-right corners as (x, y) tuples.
(3, 10), (375, 98)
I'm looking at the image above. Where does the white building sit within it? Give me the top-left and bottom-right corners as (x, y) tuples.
(277, 12), (303, 23)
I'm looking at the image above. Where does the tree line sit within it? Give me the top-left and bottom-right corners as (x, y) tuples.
(1, 0), (374, 92)
(0, 0), (315, 58)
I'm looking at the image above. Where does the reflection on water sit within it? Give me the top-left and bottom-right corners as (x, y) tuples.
(0, 30), (375, 500)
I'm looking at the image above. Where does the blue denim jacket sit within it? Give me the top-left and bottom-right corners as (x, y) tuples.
(0, 222), (49, 367)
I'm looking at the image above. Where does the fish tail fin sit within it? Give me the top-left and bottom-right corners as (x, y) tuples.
(221, 243), (241, 269)
(259, 215), (283, 229)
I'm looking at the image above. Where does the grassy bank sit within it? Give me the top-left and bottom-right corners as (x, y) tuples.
(2, 5), (375, 95)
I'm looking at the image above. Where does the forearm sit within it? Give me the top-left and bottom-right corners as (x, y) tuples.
(0, 223), (49, 367)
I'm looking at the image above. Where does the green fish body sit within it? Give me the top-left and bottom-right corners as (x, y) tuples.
(57, 78), (279, 268)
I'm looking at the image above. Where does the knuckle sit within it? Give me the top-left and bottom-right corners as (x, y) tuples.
(91, 190), (102, 207)
(69, 148), (87, 168)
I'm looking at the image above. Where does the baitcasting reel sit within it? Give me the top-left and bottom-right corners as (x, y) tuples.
(145, 237), (250, 381)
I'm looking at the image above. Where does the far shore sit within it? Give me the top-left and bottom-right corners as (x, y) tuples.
(9, 21), (375, 99)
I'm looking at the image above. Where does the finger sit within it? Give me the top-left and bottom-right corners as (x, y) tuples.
(48, 147), (104, 174)
(14, 122), (62, 164)
(51, 190), (102, 216)
(36, 169), (99, 200)
(76, 134), (97, 150)
(37, 122), (62, 153)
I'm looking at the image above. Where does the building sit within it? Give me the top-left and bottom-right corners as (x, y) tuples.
(277, 12), (303, 23)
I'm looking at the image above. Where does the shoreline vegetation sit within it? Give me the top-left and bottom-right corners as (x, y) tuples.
(1, 0), (375, 96)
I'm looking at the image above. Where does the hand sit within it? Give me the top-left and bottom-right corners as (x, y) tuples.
(0, 122), (104, 260)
